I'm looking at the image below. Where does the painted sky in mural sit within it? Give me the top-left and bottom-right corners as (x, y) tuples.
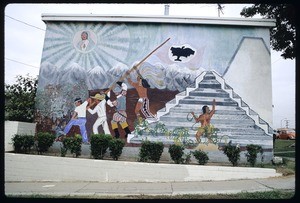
(38, 21), (270, 95)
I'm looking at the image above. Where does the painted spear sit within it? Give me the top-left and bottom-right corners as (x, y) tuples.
(105, 37), (171, 94)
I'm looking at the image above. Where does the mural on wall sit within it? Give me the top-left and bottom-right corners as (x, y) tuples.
(169, 44), (196, 62)
(35, 20), (272, 150)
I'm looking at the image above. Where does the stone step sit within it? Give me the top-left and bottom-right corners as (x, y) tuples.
(150, 120), (259, 129)
(182, 96), (233, 103)
(144, 126), (266, 136)
(179, 99), (238, 106)
(191, 87), (227, 93)
(203, 72), (216, 80)
(160, 113), (255, 122)
(189, 90), (229, 98)
(133, 131), (268, 139)
(198, 81), (222, 89)
(169, 105), (245, 112)
(160, 112), (253, 121)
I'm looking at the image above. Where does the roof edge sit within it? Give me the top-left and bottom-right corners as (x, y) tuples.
(41, 14), (276, 27)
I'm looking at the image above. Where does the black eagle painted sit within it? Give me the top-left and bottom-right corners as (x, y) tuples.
(170, 46), (195, 61)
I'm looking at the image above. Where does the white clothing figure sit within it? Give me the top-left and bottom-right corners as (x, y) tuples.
(88, 93), (111, 135)
(63, 97), (89, 143)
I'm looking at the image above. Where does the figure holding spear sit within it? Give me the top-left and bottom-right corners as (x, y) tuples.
(105, 38), (170, 129)
(126, 69), (157, 123)
(104, 38), (170, 95)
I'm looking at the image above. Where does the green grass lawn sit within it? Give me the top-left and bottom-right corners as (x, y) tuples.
(273, 139), (295, 158)
(7, 190), (295, 199)
(271, 139), (295, 176)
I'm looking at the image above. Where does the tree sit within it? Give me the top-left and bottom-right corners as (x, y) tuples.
(240, 4), (296, 59)
(5, 74), (38, 122)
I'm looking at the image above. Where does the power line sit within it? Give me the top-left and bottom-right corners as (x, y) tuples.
(5, 15), (46, 31)
(5, 57), (40, 69)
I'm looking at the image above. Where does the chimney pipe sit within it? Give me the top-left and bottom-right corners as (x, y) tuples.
(164, 4), (170, 15)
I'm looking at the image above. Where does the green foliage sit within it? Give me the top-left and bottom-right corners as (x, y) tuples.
(5, 74), (38, 122)
(149, 122), (168, 136)
(138, 140), (164, 163)
(238, 190), (295, 199)
(192, 150), (209, 165)
(108, 138), (125, 160)
(183, 151), (192, 164)
(60, 145), (67, 157)
(35, 132), (56, 154)
(171, 127), (193, 146)
(240, 4), (295, 59)
(133, 118), (150, 136)
(90, 134), (112, 159)
(11, 134), (35, 153)
(274, 139), (295, 152)
(245, 144), (263, 167)
(61, 134), (82, 158)
(11, 134), (24, 153)
(273, 139), (295, 158)
(168, 144), (185, 164)
(5, 190), (295, 199)
(223, 141), (241, 166)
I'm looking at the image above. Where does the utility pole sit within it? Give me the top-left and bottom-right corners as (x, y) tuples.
(280, 118), (289, 128)
(217, 4), (224, 17)
(285, 120), (289, 128)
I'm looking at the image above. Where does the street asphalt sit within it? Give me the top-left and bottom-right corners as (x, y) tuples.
(3, 152), (296, 198)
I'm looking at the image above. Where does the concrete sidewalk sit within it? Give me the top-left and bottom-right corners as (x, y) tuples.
(5, 176), (295, 197)
(4, 153), (295, 197)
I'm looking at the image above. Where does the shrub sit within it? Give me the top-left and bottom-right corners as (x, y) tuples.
(11, 134), (35, 153)
(35, 132), (56, 154)
(192, 150), (209, 165)
(61, 134), (82, 158)
(12, 134), (25, 153)
(60, 145), (67, 157)
(183, 151), (192, 164)
(90, 134), (112, 159)
(108, 138), (125, 160)
(138, 140), (164, 163)
(246, 144), (263, 167)
(223, 141), (241, 166)
(138, 140), (151, 162)
(168, 144), (185, 164)
(23, 135), (35, 153)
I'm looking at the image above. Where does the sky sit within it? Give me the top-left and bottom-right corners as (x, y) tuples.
(4, 3), (296, 129)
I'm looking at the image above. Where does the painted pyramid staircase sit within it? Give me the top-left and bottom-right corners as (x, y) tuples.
(129, 70), (273, 153)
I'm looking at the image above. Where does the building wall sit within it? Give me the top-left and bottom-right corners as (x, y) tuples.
(223, 37), (273, 126)
(35, 17), (274, 138)
(5, 121), (36, 152)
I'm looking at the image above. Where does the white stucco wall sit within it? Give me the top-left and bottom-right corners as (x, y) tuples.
(223, 37), (273, 127)
(5, 121), (36, 152)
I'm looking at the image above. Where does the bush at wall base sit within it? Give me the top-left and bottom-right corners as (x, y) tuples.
(11, 134), (35, 153)
(246, 144), (263, 167)
(35, 132), (56, 154)
(168, 144), (185, 164)
(90, 134), (112, 159)
(192, 150), (209, 165)
(108, 138), (125, 161)
(138, 140), (164, 163)
(61, 134), (82, 158)
(223, 140), (241, 166)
